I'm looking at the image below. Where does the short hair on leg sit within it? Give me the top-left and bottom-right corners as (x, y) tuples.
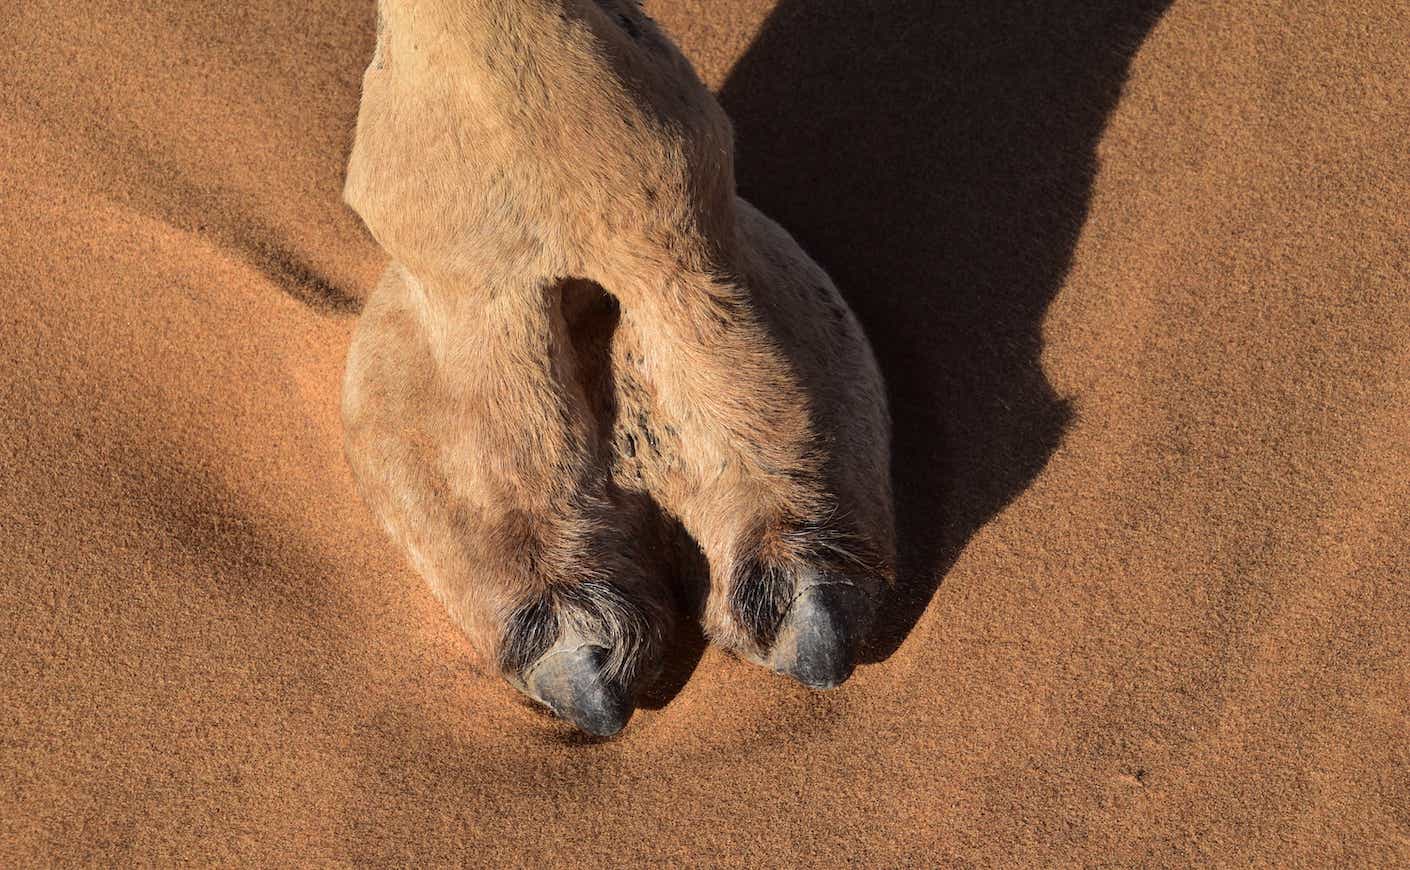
(499, 577), (659, 686)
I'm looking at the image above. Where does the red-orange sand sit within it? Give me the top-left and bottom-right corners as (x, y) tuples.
(3, 1), (1407, 864)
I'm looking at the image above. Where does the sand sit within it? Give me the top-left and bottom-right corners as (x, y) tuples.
(2, 0), (1407, 864)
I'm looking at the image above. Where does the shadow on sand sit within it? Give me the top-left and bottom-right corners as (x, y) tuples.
(718, 0), (1172, 661)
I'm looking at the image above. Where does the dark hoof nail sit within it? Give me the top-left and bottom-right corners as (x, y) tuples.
(768, 584), (867, 689)
(526, 645), (632, 736)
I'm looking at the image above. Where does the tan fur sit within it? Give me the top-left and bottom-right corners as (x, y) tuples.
(342, 0), (894, 699)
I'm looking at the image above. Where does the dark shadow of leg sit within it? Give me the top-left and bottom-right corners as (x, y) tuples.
(719, 0), (1172, 661)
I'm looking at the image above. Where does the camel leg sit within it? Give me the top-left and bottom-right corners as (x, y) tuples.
(342, 0), (894, 727)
